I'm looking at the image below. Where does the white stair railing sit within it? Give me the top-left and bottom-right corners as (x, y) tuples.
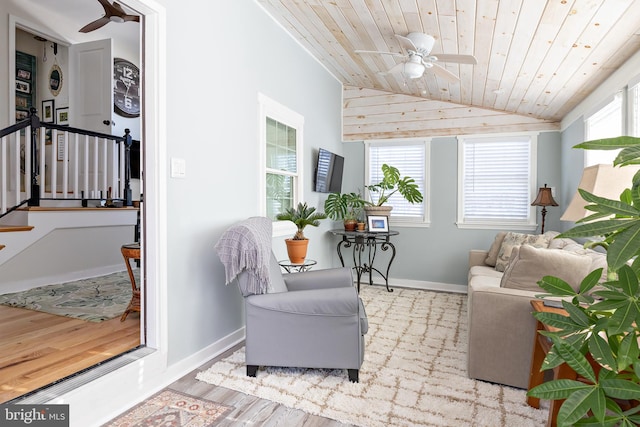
(0, 113), (133, 217)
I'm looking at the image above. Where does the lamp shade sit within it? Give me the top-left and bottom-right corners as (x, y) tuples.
(531, 184), (558, 207)
(561, 164), (640, 222)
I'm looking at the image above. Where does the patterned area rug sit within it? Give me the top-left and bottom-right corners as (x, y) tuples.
(0, 270), (138, 322)
(196, 286), (548, 427)
(104, 389), (233, 427)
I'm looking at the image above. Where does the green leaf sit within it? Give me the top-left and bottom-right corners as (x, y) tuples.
(608, 301), (639, 335)
(534, 312), (583, 332)
(556, 340), (596, 383)
(601, 378), (640, 400)
(615, 146), (640, 167)
(579, 268), (605, 295)
(527, 379), (590, 400)
(607, 224), (640, 271)
(557, 387), (603, 426)
(538, 276), (577, 296)
(617, 331), (640, 372)
(588, 333), (617, 371)
(579, 189), (640, 216)
(558, 219), (639, 239)
(617, 264), (640, 297)
(563, 302), (592, 327)
(575, 136), (640, 150)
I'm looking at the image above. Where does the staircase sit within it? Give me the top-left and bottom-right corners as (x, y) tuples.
(0, 113), (140, 293)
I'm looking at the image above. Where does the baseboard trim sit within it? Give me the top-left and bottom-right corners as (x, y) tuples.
(366, 277), (468, 294)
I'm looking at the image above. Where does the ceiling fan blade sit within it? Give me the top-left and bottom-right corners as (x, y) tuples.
(79, 17), (111, 33)
(355, 50), (405, 58)
(124, 15), (140, 23)
(395, 34), (417, 52)
(429, 63), (460, 83)
(111, 1), (127, 15)
(381, 62), (408, 75)
(432, 54), (478, 64)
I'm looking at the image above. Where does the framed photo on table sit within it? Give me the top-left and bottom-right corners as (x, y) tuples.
(367, 215), (389, 232)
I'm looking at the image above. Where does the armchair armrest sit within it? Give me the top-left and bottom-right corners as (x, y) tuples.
(283, 267), (354, 291)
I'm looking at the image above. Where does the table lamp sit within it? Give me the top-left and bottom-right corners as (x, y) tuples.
(531, 184), (558, 233)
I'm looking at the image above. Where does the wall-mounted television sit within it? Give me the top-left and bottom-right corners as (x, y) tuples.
(314, 148), (344, 193)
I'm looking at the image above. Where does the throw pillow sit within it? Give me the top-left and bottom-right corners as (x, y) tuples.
(484, 231), (507, 267)
(500, 245), (593, 292)
(495, 232), (550, 272)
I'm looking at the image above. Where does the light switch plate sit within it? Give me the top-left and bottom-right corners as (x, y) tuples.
(171, 158), (186, 178)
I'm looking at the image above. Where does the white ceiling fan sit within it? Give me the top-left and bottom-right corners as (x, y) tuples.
(356, 32), (477, 83)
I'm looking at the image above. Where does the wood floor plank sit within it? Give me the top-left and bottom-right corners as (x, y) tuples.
(0, 305), (140, 403)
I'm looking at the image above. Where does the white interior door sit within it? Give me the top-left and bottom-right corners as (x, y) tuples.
(69, 39), (113, 133)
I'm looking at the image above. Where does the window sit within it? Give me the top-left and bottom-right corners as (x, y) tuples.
(584, 92), (623, 166)
(258, 94), (303, 234)
(457, 133), (538, 230)
(629, 79), (640, 137)
(365, 139), (430, 226)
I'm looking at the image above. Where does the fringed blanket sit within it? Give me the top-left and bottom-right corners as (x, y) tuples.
(214, 217), (272, 295)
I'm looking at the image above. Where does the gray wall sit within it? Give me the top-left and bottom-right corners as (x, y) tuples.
(163, 0), (344, 364)
(341, 131), (563, 286)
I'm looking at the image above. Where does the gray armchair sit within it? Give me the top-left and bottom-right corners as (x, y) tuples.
(215, 217), (368, 382)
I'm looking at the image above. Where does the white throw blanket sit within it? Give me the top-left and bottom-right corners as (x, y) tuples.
(214, 217), (272, 295)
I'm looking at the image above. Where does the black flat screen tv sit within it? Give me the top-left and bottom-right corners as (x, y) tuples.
(314, 148), (344, 193)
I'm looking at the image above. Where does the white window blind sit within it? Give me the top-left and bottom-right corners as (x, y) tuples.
(458, 134), (536, 228)
(366, 141), (428, 222)
(584, 92), (623, 166)
(629, 82), (640, 137)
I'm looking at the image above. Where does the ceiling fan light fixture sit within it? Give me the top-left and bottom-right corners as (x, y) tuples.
(110, 15), (125, 23)
(403, 61), (424, 78)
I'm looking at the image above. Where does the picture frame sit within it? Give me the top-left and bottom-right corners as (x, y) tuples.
(367, 215), (389, 232)
(17, 69), (31, 80)
(16, 110), (28, 121)
(56, 107), (69, 126)
(16, 80), (30, 93)
(42, 99), (55, 123)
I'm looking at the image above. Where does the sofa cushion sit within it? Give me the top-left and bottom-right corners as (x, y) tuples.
(495, 232), (550, 272)
(484, 231), (507, 267)
(500, 245), (593, 292)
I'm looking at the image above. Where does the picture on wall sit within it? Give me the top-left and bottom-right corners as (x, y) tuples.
(42, 99), (55, 123)
(56, 108), (69, 126)
(16, 80), (30, 93)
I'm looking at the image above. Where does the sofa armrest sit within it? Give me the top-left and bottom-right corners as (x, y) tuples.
(246, 286), (359, 315)
(283, 267), (353, 291)
(469, 249), (488, 268)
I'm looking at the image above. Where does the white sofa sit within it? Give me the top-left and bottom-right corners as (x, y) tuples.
(466, 231), (607, 389)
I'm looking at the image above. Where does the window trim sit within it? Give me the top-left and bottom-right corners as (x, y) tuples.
(364, 138), (431, 227)
(456, 132), (538, 231)
(258, 93), (303, 237)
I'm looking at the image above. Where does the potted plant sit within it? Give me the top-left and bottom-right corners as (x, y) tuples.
(364, 164), (423, 217)
(527, 136), (640, 426)
(323, 192), (366, 231)
(276, 202), (326, 263)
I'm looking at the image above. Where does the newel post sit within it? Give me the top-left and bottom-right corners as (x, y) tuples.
(28, 107), (40, 206)
(123, 128), (133, 206)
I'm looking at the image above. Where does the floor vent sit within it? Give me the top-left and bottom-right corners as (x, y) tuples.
(10, 346), (156, 404)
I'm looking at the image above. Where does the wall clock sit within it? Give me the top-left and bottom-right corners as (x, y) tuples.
(113, 58), (140, 118)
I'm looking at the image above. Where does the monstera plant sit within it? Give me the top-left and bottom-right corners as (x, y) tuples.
(527, 136), (640, 426)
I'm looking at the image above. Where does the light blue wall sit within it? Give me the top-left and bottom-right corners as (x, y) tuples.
(559, 119), (587, 232)
(163, 0), (343, 364)
(340, 131), (563, 286)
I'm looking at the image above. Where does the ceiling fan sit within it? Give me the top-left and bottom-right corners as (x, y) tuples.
(356, 32), (477, 83)
(79, 0), (140, 33)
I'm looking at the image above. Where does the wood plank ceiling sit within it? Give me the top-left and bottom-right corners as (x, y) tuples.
(257, 0), (640, 140)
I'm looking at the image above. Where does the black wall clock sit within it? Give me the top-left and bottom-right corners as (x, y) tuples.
(113, 58), (140, 118)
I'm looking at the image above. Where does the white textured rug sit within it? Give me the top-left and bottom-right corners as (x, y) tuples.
(196, 286), (547, 426)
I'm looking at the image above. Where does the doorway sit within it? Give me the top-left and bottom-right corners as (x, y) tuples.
(1, 9), (146, 403)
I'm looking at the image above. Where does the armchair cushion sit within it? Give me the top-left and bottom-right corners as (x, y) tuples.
(283, 267), (353, 291)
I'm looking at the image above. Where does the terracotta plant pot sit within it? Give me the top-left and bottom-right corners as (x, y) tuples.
(285, 239), (309, 263)
(343, 219), (357, 232)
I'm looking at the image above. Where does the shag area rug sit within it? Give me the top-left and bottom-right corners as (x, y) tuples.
(104, 389), (233, 427)
(196, 286), (548, 427)
(0, 270), (138, 322)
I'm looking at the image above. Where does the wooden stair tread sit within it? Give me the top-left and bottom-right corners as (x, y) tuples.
(0, 225), (34, 233)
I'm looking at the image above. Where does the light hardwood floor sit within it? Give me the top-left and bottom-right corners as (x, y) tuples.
(0, 305), (140, 403)
(115, 344), (353, 427)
